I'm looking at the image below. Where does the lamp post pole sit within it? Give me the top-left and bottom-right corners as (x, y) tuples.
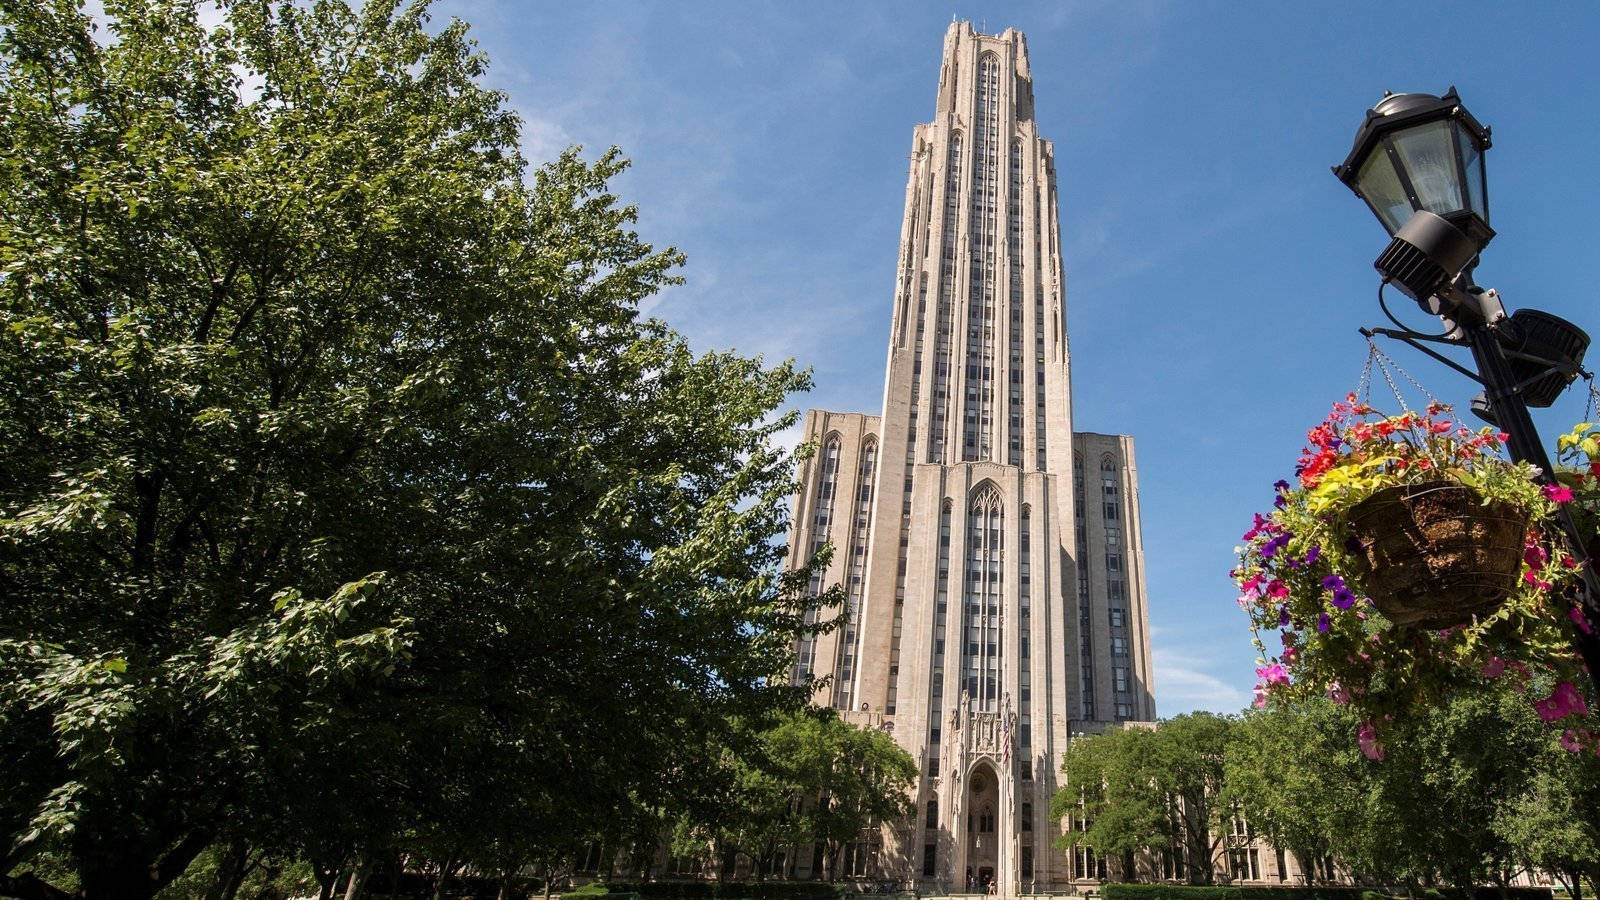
(1460, 315), (1600, 691)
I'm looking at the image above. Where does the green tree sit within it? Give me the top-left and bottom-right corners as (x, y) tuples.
(0, 1), (832, 896)
(1231, 689), (1575, 892)
(1226, 699), (1359, 884)
(1495, 743), (1600, 900)
(1360, 685), (1544, 890)
(693, 710), (916, 882)
(1052, 714), (1236, 885)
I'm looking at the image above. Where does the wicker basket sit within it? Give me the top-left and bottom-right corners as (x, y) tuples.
(1344, 481), (1528, 629)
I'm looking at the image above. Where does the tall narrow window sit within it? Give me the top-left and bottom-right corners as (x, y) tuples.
(797, 437), (841, 684)
(836, 439), (876, 710)
(962, 485), (1004, 711)
(931, 132), (963, 464)
(1008, 139), (1024, 467)
(928, 499), (953, 774)
(1018, 504), (1032, 721)
(963, 54), (1001, 462)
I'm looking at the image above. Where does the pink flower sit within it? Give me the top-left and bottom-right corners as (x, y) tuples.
(1533, 681), (1590, 723)
(1525, 542), (1550, 569)
(1573, 607), (1595, 636)
(1560, 730), (1585, 753)
(1255, 663), (1289, 685)
(1266, 579), (1289, 599)
(1326, 681), (1350, 706)
(1524, 571), (1553, 592)
(1252, 684), (1269, 708)
(1481, 657), (1507, 678)
(1358, 721), (1385, 761)
(1543, 484), (1575, 503)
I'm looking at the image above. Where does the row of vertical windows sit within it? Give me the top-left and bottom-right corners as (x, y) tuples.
(1102, 458), (1135, 719)
(835, 440), (876, 710)
(1017, 506), (1030, 707)
(962, 54), (1001, 463)
(1007, 139), (1025, 468)
(926, 500), (952, 776)
(1033, 173), (1048, 470)
(1072, 455), (1093, 718)
(930, 131), (962, 464)
(797, 438), (842, 684)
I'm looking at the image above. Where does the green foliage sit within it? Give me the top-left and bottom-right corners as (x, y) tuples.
(1102, 886), (1553, 900)
(678, 709), (915, 882)
(1054, 714), (1236, 885)
(1228, 688), (1596, 891)
(1225, 700), (1358, 884)
(0, 0), (834, 896)
(585, 882), (844, 899)
(1103, 884), (1244, 900)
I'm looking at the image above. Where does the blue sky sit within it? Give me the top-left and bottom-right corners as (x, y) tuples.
(433, 1), (1600, 717)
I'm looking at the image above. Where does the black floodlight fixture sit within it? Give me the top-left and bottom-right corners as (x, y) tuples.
(1506, 308), (1591, 407)
(1334, 88), (1495, 305)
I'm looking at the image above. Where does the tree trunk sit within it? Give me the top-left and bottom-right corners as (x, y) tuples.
(204, 842), (250, 900)
(78, 829), (214, 900)
(1560, 867), (1583, 900)
(343, 858), (372, 900)
(432, 849), (461, 900)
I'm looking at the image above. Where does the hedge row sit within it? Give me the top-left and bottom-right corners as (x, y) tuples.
(571, 883), (846, 900)
(1102, 885), (1553, 900)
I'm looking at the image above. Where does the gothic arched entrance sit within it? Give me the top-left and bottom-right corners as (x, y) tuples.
(965, 761), (999, 891)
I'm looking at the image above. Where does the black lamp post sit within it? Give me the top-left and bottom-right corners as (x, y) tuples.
(1333, 88), (1600, 695)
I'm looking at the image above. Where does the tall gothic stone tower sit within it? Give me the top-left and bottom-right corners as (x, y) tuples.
(786, 21), (1156, 894)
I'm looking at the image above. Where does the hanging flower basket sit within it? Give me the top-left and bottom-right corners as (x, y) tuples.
(1344, 481), (1528, 628)
(1233, 392), (1599, 755)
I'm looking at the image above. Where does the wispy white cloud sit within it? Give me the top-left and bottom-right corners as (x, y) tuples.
(1151, 629), (1250, 716)
(514, 106), (576, 166)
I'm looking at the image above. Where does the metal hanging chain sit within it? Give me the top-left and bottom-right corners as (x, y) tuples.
(1367, 338), (1445, 414)
(1585, 375), (1600, 424)
(1356, 340), (1378, 408)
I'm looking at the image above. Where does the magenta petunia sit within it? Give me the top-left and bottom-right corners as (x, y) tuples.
(1357, 721), (1385, 761)
(1573, 607), (1596, 636)
(1543, 484), (1575, 503)
(1533, 681), (1590, 723)
(1255, 663), (1289, 685)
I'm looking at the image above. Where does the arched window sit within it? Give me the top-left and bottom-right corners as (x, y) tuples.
(926, 798), (939, 828)
(962, 484), (1004, 711)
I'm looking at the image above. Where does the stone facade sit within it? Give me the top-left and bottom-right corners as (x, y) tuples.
(784, 21), (1156, 894)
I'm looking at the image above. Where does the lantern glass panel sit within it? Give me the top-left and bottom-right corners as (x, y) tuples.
(1392, 120), (1465, 217)
(1456, 126), (1487, 222)
(1357, 146), (1412, 234)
